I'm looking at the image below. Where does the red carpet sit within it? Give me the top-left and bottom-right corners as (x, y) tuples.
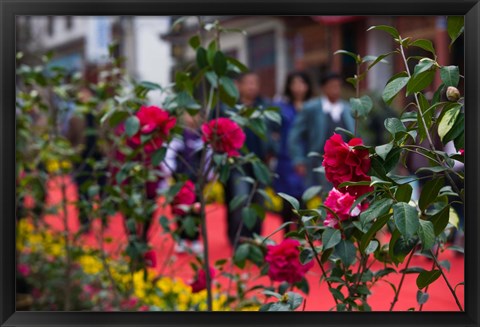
(39, 176), (464, 311)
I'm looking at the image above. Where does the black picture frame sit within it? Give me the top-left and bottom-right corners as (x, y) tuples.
(1, 0), (479, 326)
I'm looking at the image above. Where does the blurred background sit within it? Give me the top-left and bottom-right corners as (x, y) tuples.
(16, 15), (464, 109)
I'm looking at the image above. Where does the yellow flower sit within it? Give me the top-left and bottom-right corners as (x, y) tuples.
(306, 195), (322, 210)
(60, 160), (72, 170)
(264, 187), (283, 212)
(203, 181), (224, 204)
(239, 305), (260, 311)
(78, 255), (103, 275)
(46, 159), (60, 173)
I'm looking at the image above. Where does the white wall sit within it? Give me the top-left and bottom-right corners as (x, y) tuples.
(366, 17), (395, 93)
(133, 17), (173, 105)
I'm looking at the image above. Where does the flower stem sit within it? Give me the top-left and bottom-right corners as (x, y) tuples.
(429, 249), (463, 311)
(389, 249), (415, 311)
(302, 227), (339, 306)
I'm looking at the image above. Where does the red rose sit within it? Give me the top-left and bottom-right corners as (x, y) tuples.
(201, 118), (246, 157)
(323, 188), (368, 229)
(171, 180), (196, 216)
(129, 105), (176, 153)
(190, 267), (216, 293)
(459, 149), (464, 156)
(144, 250), (157, 268)
(265, 239), (313, 284)
(323, 133), (373, 197)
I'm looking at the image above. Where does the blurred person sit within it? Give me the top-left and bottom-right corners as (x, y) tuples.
(167, 112), (213, 255)
(222, 71), (271, 248)
(66, 86), (107, 234)
(288, 72), (355, 193)
(270, 71), (313, 233)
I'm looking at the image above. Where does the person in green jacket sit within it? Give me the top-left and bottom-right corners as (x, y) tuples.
(287, 72), (355, 194)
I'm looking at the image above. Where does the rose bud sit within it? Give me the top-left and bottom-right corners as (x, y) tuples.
(446, 86), (461, 102)
(192, 202), (201, 214)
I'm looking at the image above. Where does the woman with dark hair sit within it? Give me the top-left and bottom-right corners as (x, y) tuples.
(272, 71), (313, 233)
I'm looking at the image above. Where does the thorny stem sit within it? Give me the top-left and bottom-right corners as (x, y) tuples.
(60, 177), (72, 311)
(419, 245), (440, 311)
(389, 249), (415, 311)
(224, 181), (259, 309)
(429, 249), (464, 311)
(302, 226), (339, 306)
(196, 15), (213, 311)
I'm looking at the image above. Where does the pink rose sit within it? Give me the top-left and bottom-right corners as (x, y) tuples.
(459, 149), (464, 156)
(265, 239), (313, 284)
(127, 105), (176, 153)
(323, 188), (368, 229)
(17, 263), (31, 277)
(201, 118), (246, 157)
(323, 134), (373, 197)
(190, 267), (216, 293)
(171, 180), (196, 216)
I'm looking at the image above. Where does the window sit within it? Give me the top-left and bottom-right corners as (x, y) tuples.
(66, 16), (73, 30)
(247, 30), (276, 98)
(47, 16), (54, 36)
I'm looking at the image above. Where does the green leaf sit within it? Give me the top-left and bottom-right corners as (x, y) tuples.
(248, 245), (264, 265)
(440, 66), (460, 87)
(393, 202), (419, 239)
(382, 75), (409, 105)
(416, 270), (441, 289)
(213, 51), (228, 76)
(278, 192), (300, 211)
(151, 147), (167, 167)
(252, 161), (271, 185)
(413, 59), (435, 76)
(302, 186), (322, 202)
(417, 290), (430, 305)
(242, 207), (258, 230)
(189, 35), (201, 49)
(196, 47), (209, 69)
(360, 214), (391, 253)
(350, 95), (373, 118)
(410, 39), (435, 55)
(417, 220), (435, 250)
(335, 240), (356, 267)
(182, 216), (197, 237)
(407, 70), (435, 95)
(384, 117), (407, 136)
(219, 76), (239, 100)
(229, 194), (248, 211)
(419, 177), (445, 212)
(367, 25), (400, 39)
(360, 198), (393, 224)
(334, 50), (361, 64)
(299, 248), (314, 264)
(125, 116), (140, 137)
(234, 243), (250, 268)
(429, 205), (450, 236)
(443, 112), (464, 144)
(395, 184), (413, 203)
(375, 142), (393, 161)
(329, 288), (345, 301)
(365, 240), (379, 255)
(207, 40), (217, 65)
(415, 166), (449, 174)
(447, 16), (464, 46)
(286, 292), (304, 310)
(226, 56), (248, 73)
(322, 228), (342, 250)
